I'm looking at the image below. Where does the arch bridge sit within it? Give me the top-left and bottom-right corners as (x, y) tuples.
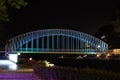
(5, 29), (108, 62)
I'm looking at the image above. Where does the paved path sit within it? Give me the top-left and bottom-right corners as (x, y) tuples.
(0, 72), (34, 80)
(0, 60), (40, 80)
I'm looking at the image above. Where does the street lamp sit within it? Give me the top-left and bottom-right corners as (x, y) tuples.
(97, 45), (100, 48)
(17, 52), (21, 55)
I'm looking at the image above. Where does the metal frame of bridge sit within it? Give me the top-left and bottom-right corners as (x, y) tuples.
(5, 29), (108, 63)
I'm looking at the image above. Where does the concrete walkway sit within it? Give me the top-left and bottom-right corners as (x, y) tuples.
(0, 72), (34, 80)
(0, 60), (40, 80)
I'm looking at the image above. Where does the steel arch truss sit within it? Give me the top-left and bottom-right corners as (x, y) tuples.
(5, 29), (108, 54)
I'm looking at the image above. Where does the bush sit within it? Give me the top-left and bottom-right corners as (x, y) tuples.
(33, 65), (120, 80)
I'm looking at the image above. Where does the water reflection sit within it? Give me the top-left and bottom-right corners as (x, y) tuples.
(0, 60), (18, 70)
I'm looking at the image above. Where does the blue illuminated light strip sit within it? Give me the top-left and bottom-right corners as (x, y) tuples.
(66, 36), (69, 49)
(20, 37), (22, 51)
(73, 37), (74, 51)
(5, 29), (108, 54)
(31, 38), (33, 51)
(36, 38), (39, 52)
(47, 36), (49, 50)
(57, 36), (59, 49)
(78, 38), (80, 50)
(70, 37), (72, 51)
(42, 37), (44, 51)
(62, 36), (64, 49)
(26, 40), (28, 51)
(52, 35), (54, 49)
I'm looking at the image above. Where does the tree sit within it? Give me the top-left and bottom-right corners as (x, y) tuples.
(112, 19), (120, 33)
(94, 25), (120, 49)
(110, 6), (120, 33)
(0, 0), (28, 49)
(94, 6), (120, 49)
(0, 0), (28, 22)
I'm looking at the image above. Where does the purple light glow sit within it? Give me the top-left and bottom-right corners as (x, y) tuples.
(0, 73), (35, 80)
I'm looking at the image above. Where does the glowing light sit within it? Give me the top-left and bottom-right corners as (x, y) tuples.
(44, 60), (50, 67)
(9, 54), (18, 63)
(96, 54), (101, 57)
(83, 55), (87, 58)
(0, 60), (18, 70)
(17, 52), (21, 55)
(113, 49), (120, 54)
(43, 60), (54, 67)
(59, 56), (64, 58)
(101, 35), (106, 39)
(76, 56), (83, 59)
(106, 53), (111, 57)
(29, 57), (32, 61)
(49, 63), (54, 67)
(97, 45), (100, 48)
(8, 64), (17, 70)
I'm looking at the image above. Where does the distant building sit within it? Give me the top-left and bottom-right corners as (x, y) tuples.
(108, 49), (120, 54)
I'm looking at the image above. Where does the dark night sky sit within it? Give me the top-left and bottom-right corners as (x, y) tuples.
(3, 1), (120, 38)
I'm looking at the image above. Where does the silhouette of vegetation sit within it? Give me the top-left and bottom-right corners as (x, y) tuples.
(94, 25), (120, 48)
(34, 65), (120, 80)
(0, 0), (28, 22)
(95, 6), (120, 48)
(110, 6), (120, 33)
(0, 0), (28, 49)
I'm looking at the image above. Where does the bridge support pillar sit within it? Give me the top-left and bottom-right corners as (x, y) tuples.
(8, 53), (18, 63)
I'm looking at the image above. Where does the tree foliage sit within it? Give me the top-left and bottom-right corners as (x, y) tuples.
(0, 0), (27, 22)
(110, 7), (120, 33)
(112, 19), (120, 32)
(94, 25), (120, 48)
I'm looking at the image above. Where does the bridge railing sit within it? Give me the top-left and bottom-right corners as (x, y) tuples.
(14, 48), (105, 53)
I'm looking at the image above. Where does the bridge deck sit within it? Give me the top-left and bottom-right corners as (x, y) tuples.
(9, 51), (102, 54)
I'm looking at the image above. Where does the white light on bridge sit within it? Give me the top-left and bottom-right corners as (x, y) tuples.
(97, 45), (101, 48)
(9, 54), (18, 63)
(17, 52), (21, 55)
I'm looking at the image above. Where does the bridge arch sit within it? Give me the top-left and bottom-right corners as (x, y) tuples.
(5, 29), (108, 54)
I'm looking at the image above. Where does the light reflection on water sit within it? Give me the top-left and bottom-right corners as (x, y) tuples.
(0, 60), (18, 70)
